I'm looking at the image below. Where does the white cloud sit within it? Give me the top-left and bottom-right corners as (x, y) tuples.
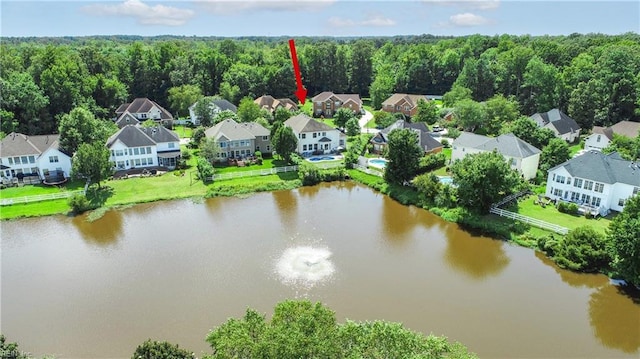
(449, 12), (489, 26)
(329, 14), (396, 28)
(424, 0), (500, 10)
(197, 0), (336, 15)
(82, 0), (195, 26)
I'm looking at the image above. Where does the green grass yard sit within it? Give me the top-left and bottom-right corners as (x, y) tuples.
(173, 125), (193, 139)
(0, 180), (85, 198)
(505, 196), (613, 234)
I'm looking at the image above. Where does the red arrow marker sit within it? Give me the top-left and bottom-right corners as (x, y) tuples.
(288, 39), (307, 105)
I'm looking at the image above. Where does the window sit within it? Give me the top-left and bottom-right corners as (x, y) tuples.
(303, 144), (307, 151)
(115, 150), (123, 157)
(8, 158), (13, 165)
(301, 134), (306, 139)
(21, 156), (27, 164)
(597, 135), (601, 142)
(111, 150), (115, 157)
(141, 158), (147, 166)
(262, 136), (268, 140)
(322, 132), (326, 137)
(266, 145), (270, 151)
(168, 142), (175, 148)
(592, 197), (601, 207)
(553, 188), (563, 196)
(555, 175), (565, 184)
(567, 177), (571, 185)
(570, 191), (580, 202)
(14, 157), (21, 164)
(594, 182), (604, 193)
(126, 160), (129, 167)
(573, 178), (583, 188)
(135, 159), (141, 166)
(584, 180), (593, 191)
(313, 133), (317, 138)
(146, 147), (152, 154)
(618, 198), (626, 207)
(49, 156), (59, 163)
(633, 187), (639, 196)
(140, 113), (147, 119)
(148, 157), (153, 165)
(117, 161), (125, 168)
(220, 142), (226, 148)
(124, 149), (128, 156)
(581, 194), (591, 204)
(30, 167), (38, 174)
(28, 156), (35, 163)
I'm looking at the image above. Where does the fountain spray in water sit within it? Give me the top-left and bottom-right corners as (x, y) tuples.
(275, 246), (335, 288)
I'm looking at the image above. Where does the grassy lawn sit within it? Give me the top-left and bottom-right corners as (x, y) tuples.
(213, 158), (289, 174)
(173, 125), (193, 139)
(0, 199), (71, 219)
(365, 118), (377, 128)
(506, 196), (613, 234)
(300, 100), (313, 116)
(569, 142), (583, 156)
(0, 180), (85, 199)
(442, 148), (452, 161)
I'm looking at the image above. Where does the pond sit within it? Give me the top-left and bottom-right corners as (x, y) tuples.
(1, 182), (638, 358)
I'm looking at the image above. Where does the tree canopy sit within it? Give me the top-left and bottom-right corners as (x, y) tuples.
(71, 142), (112, 187)
(607, 194), (640, 287)
(384, 128), (423, 184)
(272, 125), (298, 163)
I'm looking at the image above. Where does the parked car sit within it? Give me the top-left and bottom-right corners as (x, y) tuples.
(432, 125), (443, 132)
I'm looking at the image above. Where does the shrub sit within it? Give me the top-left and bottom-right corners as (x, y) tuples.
(440, 138), (450, 148)
(299, 162), (322, 185)
(418, 153), (446, 173)
(181, 148), (192, 160)
(196, 158), (214, 181)
(554, 226), (611, 272)
(557, 201), (579, 215)
(132, 339), (194, 359)
(68, 194), (96, 214)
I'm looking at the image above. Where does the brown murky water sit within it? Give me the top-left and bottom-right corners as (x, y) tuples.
(1, 182), (638, 358)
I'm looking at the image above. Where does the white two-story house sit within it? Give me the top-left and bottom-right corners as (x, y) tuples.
(0, 133), (72, 183)
(545, 151), (640, 215)
(584, 121), (640, 151)
(106, 125), (181, 170)
(284, 114), (345, 155)
(452, 132), (541, 180)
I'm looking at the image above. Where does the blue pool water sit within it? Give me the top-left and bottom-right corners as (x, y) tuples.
(308, 156), (337, 162)
(368, 158), (388, 168)
(438, 176), (454, 184)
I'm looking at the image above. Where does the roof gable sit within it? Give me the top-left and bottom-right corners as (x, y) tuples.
(609, 121), (640, 138)
(116, 98), (173, 120)
(106, 125), (156, 148)
(285, 114), (334, 134)
(454, 132), (540, 158)
(550, 151), (640, 186)
(205, 119), (256, 141)
(0, 133), (62, 157)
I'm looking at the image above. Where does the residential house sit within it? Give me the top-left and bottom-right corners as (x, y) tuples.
(545, 151), (640, 214)
(106, 125), (181, 170)
(204, 119), (271, 161)
(452, 132), (541, 180)
(115, 98), (173, 127)
(0, 133), (72, 182)
(311, 92), (362, 118)
(284, 114), (345, 155)
(254, 95), (298, 113)
(530, 109), (581, 142)
(381, 94), (430, 117)
(584, 121), (640, 151)
(370, 120), (443, 155)
(188, 99), (237, 126)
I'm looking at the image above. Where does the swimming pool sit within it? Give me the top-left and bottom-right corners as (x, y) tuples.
(368, 158), (388, 169)
(438, 176), (454, 185)
(307, 156), (338, 162)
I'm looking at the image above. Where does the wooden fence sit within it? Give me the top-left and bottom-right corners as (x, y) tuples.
(489, 207), (569, 235)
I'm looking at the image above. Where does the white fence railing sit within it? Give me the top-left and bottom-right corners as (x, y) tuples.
(354, 165), (383, 177)
(489, 207), (569, 235)
(1, 190), (85, 206)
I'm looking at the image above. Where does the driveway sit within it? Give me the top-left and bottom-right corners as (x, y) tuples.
(358, 110), (379, 135)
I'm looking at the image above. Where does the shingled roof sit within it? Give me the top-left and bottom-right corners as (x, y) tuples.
(530, 109), (581, 136)
(285, 114), (335, 133)
(374, 120), (443, 152)
(0, 133), (64, 157)
(106, 125), (177, 148)
(115, 98), (173, 120)
(311, 92), (362, 105)
(382, 93), (430, 108)
(550, 151), (640, 186)
(454, 132), (541, 158)
(205, 119), (268, 141)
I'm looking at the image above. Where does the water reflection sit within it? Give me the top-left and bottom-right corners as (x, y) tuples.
(589, 285), (640, 354)
(71, 209), (123, 246)
(272, 190), (298, 228)
(205, 196), (223, 216)
(381, 197), (421, 241)
(443, 225), (510, 280)
(297, 184), (321, 198)
(535, 252), (607, 288)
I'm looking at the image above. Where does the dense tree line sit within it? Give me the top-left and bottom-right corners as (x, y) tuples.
(1, 33), (639, 137)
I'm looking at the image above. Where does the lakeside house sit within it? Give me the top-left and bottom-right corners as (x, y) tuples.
(204, 119), (272, 161)
(311, 92), (362, 118)
(188, 99), (237, 126)
(284, 114), (345, 155)
(370, 120), (443, 155)
(115, 98), (173, 128)
(545, 151), (640, 215)
(381, 94), (431, 118)
(106, 125), (181, 170)
(530, 109), (581, 143)
(452, 132), (541, 180)
(584, 121), (640, 151)
(0, 132), (72, 183)
(254, 95), (298, 113)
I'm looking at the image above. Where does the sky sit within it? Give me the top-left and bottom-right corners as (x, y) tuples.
(1, 0), (638, 38)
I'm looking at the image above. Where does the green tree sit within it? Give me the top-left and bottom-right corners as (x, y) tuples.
(413, 99), (439, 125)
(193, 97), (216, 127)
(507, 116), (555, 149)
(345, 117), (361, 137)
(554, 226), (610, 272)
(274, 106), (293, 124)
(58, 107), (113, 154)
(71, 142), (112, 188)
(455, 99), (487, 132)
(237, 96), (262, 123)
(132, 339), (194, 359)
(521, 56), (560, 114)
(413, 172), (442, 205)
(373, 111), (396, 129)
(141, 119), (157, 128)
(197, 157), (215, 181)
(443, 84), (472, 107)
(168, 84), (202, 118)
(213, 109), (238, 125)
(608, 194), (640, 287)
(200, 137), (219, 164)
(484, 95), (520, 136)
(333, 107), (354, 130)
(451, 151), (521, 212)
(0, 71), (49, 135)
(273, 125), (298, 163)
(384, 128), (423, 184)
(0, 334), (30, 359)
(603, 134), (640, 160)
(540, 138), (571, 172)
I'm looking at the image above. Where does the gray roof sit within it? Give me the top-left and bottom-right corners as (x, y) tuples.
(285, 114), (334, 133)
(115, 112), (140, 128)
(115, 98), (173, 120)
(205, 119), (257, 141)
(530, 109), (581, 135)
(454, 132), (541, 158)
(381, 120), (429, 135)
(212, 99), (237, 113)
(375, 121), (443, 152)
(592, 126), (614, 140)
(106, 125), (178, 148)
(609, 121), (640, 138)
(550, 151), (640, 186)
(0, 132), (63, 157)
(240, 122), (269, 137)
